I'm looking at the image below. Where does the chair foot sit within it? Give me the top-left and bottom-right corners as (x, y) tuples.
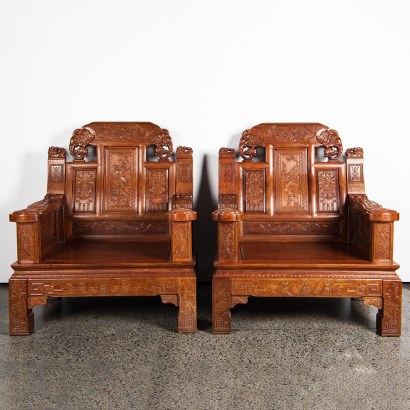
(9, 279), (34, 336)
(376, 280), (402, 336)
(212, 278), (232, 334)
(177, 278), (197, 333)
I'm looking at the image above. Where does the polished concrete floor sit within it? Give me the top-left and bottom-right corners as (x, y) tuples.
(0, 283), (409, 410)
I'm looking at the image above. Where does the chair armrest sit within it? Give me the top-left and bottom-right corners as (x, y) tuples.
(348, 194), (399, 222)
(165, 208), (197, 262)
(10, 194), (64, 223)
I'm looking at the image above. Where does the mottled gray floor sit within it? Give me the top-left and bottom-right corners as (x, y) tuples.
(0, 283), (409, 410)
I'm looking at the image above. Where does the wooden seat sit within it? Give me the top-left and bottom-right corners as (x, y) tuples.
(9, 122), (197, 335)
(212, 123), (401, 336)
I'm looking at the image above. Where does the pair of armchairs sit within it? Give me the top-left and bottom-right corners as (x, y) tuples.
(9, 122), (401, 337)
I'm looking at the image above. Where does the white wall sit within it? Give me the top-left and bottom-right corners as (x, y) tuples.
(1, 1), (409, 282)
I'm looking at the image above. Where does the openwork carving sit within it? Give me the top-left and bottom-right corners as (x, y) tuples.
(268, 125), (315, 141)
(318, 170), (339, 212)
(346, 147), (364, 158)
(219, 194), (237, 209)
(73, 221), (168, 235)
(316, 129), (343, 161)
(275, 150), (308, 212)
(75, 170), (95, 212)
(244, 222), (338, 235)
(174, 222), (189, 259)
(147, 169), (168, 211)
(69, 128), (95, 161)
(375, 223), (391, 260)
(48, 147), (66, 159)
(105, 149), (136, 212)
(230, 296), (248, 308)
(220, 223), (235, 260)
(19, 224), (36, 261)
(176, 146), (193, 158)
(349, 194), (382, 212)
(219, 148), (236, 158)
(245, 170), (265, 212)
(239, 129), (264, 161)
(147, 128), (173, 159)
(173, 194), (193, 209)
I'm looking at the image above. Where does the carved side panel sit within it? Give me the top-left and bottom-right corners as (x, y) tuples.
(219, 194), (237, 209)
(41, 211), (55, 245)
(244, 170), (265, 212)
(146, 169), (168, 212)
(317, 170), (339, 212)
(374, 223), (391, 261)
(274, 149), (308, 213)
(212, 278), (231, 333)
(9, 279), (33, 335)
(18, 223), (37, 263)
(220, 164), (235, 183)
(73, 221), (168, 235)
(348, 164), (364, 184)
(244, 221), (338, 235)
(105, 148), (137, 212)
(219, 222), (235, 261)
(177, 164), (192, 183)
(74, 170), (96, 213)
(173, 222), (190, 260)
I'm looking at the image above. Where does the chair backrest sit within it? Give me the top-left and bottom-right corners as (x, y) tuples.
(218, 123), (352, 242)
(48, 122), (193, 241)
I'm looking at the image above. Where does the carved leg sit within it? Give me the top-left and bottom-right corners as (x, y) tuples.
(9, 278), (34, 336)
(212, 278), (232, 334)
(376, 280), (402, 337)
(177, 278), (197, 333)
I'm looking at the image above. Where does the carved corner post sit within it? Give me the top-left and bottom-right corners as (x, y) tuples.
(47, 147), (66, 195)
(212, 209), (244, 262)
(377, 280), (402, 336)
(9, 279), (34, 335)
(218, 148), (237, 209)
(212, 277), (232, 334)
(165, 209), (197, 261)
(174, 147), (193, 209)
(346, 147), (365, 194)
(177, 277), (197, 333)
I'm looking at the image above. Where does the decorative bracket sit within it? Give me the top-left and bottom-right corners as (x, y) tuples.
(147, 128), (173, 160)
(239, 130), (264, 161)
(160, 295), (179, 307)
(230, 296), (249, 309)
(69, 128), (95, 161)
(28, 296), (48, 309)
(363, 297), (382, 309)
(316, 129), (343, 161)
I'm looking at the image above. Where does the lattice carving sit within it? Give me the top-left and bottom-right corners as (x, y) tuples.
(73, 221), (168, 235)
(146, 169), (168, 211)
(219, 147), (236, 158)
(346, 147), (364, 158)
(48, 147), (66, 159)
(245, 170), (265, 212)
(275, 150), (308, 212)
(69, 128), (95, 161)
(75, 170), (95, 212)
(220, 223), (235, 260)
(239, 130), (264, 161)
(317, 129), (343, 161)
(375, 223), (391, 260)
(244, 222), (338, 235)
(147, 128), (173, 160)
(318, 170), (339, 212)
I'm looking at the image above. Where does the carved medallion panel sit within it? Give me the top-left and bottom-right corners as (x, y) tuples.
(105, 148), (137, 212)
(74, 170), (96, 213)
(51, 165), (63, 183)
(18, 223), (36, 262)
(73, 221), (168, 235)
(317, 170), (339, 212)
(244, 170), (265, 212)
(177, 164), (192, 183)
(348, 164), (363, 183)
(274, 149), (308, 213)
(146, 169), (168, 212)
(243, 221), (339, 235)
(220, 164), (234, 183)
(173, 222), (189, 260)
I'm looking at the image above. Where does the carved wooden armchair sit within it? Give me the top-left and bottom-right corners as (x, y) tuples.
(9, 122), (197, 335)
(212, 123), (401, 336)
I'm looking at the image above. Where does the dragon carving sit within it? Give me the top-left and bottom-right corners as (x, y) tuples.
(316, 129), (343, 161)
(239, 129), (264, 161)
(69, 128), (95, 160)
(147, 128), (173, 160)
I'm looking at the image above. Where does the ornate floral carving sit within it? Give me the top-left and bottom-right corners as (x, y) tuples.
(316, 129), (343, 161)
(220, 223), (235, 260)
(48, 147), (66, 159)
(147, 169), (168, 211)
(245, 170), (265, 212)
(178, 164), (192, 183)
(239, 129), (264, 161)
(268, 125), (315, 141)
(97, 124), (146, 140)
(218, 194), (237, 209)
(176, 146), (193, 158)
(212, 278), (231, 333)
(19, 224), (36, 261)
(147, 128), (173, 159)
(244, 222), (338, 235)
(275, 150), (307, 212)
(219, 148), (236, 158)
(230, 296), (248, 308)
(69, 128), (95, 160)
(375, 223), (391, 260)
(173, 193), (193, 209)
(75, 170), (95, 212)
(346, 147), (364, 158)
(318, 170), (339, 212)
(73, 221), (168, 235)
(174, 222), (189, 259)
